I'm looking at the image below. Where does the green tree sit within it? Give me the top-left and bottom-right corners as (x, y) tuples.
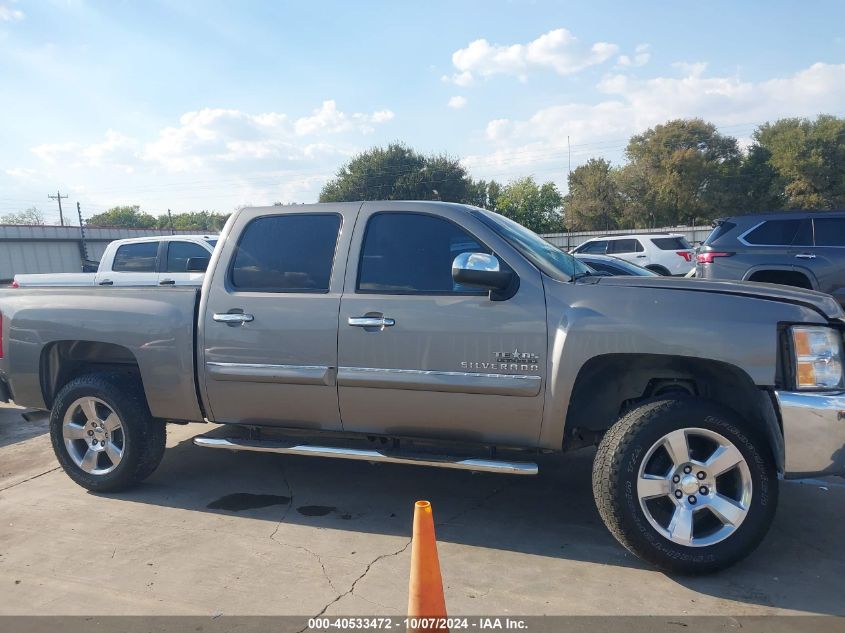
(495, 176), (564, 233)
(464, 178), (503, 210)
(157, 211), (230, 231)
(751, 115), (845, 209)
(734, 144), (785, 213)
(319, 143), (476, 203)
(623, 118), (742, 225)
(614, 162), (654, 228)
(1, 206), (45, 225)
(564, 158), (623, 230)
(87, 205), (157, 228)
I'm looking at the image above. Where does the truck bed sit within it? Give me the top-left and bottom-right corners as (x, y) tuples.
(0, 286), (202, 422)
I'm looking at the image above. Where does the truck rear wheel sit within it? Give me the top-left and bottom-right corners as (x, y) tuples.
(50, 374), (166, 492)
(592, 397), (778, 574)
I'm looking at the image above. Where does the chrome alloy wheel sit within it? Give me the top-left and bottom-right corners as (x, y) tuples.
(637, 427), (752, 547)
(62, 397), (125, 475)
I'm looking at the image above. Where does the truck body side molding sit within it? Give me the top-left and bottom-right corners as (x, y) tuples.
(206, 362), (336, 386)
(337, 366), (542, 397)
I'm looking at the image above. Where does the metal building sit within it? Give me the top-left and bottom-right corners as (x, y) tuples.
(0, 225), (218, 282)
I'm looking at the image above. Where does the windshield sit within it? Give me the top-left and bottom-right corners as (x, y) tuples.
(473, 210), (590, 281)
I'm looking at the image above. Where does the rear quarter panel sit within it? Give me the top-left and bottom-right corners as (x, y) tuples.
(0, 287), (202, 421)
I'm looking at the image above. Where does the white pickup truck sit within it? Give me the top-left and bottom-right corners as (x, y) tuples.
(12, 235), (217, 288)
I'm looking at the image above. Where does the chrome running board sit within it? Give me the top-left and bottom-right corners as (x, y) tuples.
(193, 436), (538, 475)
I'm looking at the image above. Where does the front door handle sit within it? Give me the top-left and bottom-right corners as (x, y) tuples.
(348, 316), (395, 328)
(159, 279), (176, 285)
(98, 279), (113, 286)
(795, 253), (816, 260)
(213, 312), (255, 324)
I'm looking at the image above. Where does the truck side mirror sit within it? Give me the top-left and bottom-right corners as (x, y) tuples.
(185, 257), (210, 272)
(451, 253), (513, 291)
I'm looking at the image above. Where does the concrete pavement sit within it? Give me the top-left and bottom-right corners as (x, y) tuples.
(1, 402), (843, 616)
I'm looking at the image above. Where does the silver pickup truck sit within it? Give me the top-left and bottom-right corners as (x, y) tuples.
(1, 201), (844, 574)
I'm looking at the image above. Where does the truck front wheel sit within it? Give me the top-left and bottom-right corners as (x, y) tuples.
(50, 374), (166, 492)
(592, 397), (778, 574)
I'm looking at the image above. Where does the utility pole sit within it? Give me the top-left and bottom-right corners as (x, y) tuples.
(167, 208), (174, 235)
(48, 190), (68, 226)
(76, 202), (89, 264)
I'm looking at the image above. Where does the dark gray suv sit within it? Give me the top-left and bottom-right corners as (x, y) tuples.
(696, 211), (845, 306)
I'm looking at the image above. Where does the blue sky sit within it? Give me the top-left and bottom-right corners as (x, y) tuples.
(1, 0), (844, 223)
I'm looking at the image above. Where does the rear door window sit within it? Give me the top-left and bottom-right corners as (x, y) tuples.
(166, 241), (211, 272)
(578, 240), (607, 254)
(743, 219), (812, 246)
(230, 214), (341, 292)
(812, 217), (845, 247)
(651, 237), (691, 250)
(112, 242), (158, 272)
(607, 239), (643, 254)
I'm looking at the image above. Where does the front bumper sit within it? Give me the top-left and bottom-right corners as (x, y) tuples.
(775, 390), (845, 478)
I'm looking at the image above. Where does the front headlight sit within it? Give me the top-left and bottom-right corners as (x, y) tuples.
(791, 326), (845, 389)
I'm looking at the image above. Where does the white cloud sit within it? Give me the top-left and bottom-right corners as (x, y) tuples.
(82, 130), (140, 169)
(20, 101), (395, 210)
(617, 44), (651, 67)
(143, 102), (393, 171)
(4, 167), (37, 181)
(294, 100), (391, 135)
(448, 95), (467, 109)
(0, 0), (24, 21)
(31, 142), (75, 164)
(442, 70), (474, 86)
(447, 28), (618, 84)
(466, 62), (845, 185)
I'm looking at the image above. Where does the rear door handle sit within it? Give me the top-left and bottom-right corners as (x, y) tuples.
(794, 253), (816, 260)
(159, 279), (176, 285)
(98, 279), (113, 286)
(348, 316), (395, 328)
(213, 312), (254, 324)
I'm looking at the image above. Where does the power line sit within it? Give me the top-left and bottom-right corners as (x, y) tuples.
(47, 190), (68, 226)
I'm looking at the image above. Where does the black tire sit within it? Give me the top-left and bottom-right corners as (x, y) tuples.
(50, 373), (167, 492)
(592, 397), (778, 574)
(646, 265), (671, 276)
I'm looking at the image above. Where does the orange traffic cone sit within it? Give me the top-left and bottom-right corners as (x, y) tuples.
(407, 500), (448, 632)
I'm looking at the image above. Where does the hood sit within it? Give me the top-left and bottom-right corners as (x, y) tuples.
(592, 276), (844, 320)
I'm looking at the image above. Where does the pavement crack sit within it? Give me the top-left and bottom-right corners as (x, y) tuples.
(267, 459), (339, 593)
(299, 539), (412, 630)
(269, 459), (294, 542)
(437, 482), (508, 529)
(0, 466), (61, 492)
(353, 592), (397, 613)
(271, 539), (338, 593)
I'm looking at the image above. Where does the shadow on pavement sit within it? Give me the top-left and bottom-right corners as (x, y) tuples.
(104, 430), (845, 616)
(0, 408), (49, 449)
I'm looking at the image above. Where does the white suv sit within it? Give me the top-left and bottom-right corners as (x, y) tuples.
(571, 234), (694, 276)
